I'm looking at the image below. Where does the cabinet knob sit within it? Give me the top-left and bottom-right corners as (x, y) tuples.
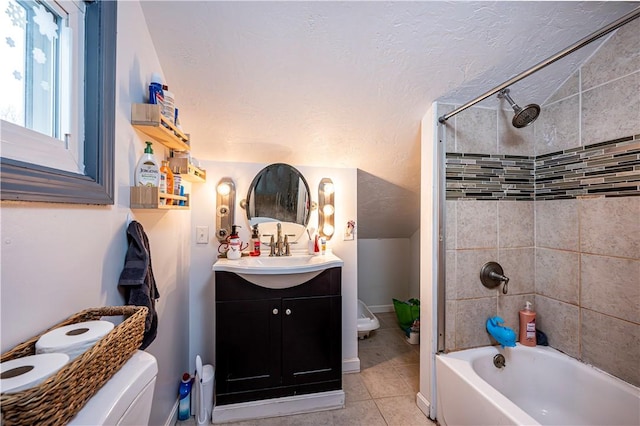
(285, 308), (292, 315)
(272, 308), (279, 315)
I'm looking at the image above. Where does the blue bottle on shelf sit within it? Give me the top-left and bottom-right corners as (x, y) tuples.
(178, 373), (192, 420)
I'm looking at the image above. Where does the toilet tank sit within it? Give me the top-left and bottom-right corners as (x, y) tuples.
(69, 350), (158, 425)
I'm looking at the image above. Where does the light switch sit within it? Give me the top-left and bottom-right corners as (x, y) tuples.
(196, 226), (209, 244)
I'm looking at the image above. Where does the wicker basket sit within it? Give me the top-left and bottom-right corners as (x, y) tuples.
(1, 306), (147, 426)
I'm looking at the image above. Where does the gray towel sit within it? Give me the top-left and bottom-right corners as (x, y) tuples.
(118, 220), (160, 349)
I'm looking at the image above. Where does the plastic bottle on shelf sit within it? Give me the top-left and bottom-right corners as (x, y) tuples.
(159, 172), (167, 205)
(162, 88), (175, 125)
(148, 73), (164, 106)
(160, 161), (174, 199)
(173, 168), (182, 205)
(135, 141), (160, 187)
(178, 372), (192, 421)
(179, 185), (186, 206)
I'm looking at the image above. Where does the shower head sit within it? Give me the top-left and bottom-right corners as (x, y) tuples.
(498, 88), (540, 128)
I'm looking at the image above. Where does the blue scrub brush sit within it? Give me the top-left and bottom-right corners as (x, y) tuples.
(486, 316), (516, 348)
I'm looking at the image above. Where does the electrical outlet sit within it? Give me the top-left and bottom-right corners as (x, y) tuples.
(196, 226), (209, 244)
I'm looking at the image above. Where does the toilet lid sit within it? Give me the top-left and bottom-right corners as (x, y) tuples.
(68, 351), (158, 425)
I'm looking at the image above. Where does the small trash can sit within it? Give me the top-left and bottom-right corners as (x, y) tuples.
(194, 364), (214, 425)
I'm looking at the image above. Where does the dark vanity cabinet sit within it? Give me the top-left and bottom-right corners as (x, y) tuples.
(215, 267), (342, 405)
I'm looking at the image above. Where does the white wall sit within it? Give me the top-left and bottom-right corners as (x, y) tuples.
(417, 103), (439, 420)
(1, 3), (188, 424)
(188, 161), (360, 373)
(409, 228), (420, 299)
(357, 239), (411, 311)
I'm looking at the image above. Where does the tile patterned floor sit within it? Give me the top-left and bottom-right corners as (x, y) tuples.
(179, 312), (435, 425)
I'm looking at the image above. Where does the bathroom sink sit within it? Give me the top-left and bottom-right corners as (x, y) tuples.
(213, 252), (343, 274)
(213, 252), (343, 289)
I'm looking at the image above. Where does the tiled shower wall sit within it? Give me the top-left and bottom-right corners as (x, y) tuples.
(442, 18), (640, 387)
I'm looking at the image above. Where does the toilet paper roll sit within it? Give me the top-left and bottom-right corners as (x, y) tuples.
(1, 353), (70, 394)
(36, 320), (114, 361)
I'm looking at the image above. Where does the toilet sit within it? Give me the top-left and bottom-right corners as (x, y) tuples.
(69, 350), (158, 425)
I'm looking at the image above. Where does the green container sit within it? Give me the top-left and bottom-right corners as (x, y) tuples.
(392, 298), (420, 331)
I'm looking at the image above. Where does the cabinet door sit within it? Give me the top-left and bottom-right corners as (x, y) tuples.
(216, 299), (281, 394)
(281, 295), (342, 386)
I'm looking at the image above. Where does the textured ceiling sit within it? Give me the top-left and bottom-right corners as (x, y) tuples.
(140, 1), (639, 238)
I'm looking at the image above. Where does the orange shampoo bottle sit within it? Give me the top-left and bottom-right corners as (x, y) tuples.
(519, 301), (537, 346)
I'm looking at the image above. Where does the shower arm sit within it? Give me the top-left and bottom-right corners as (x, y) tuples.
(438, 7), (640, 124)
(497, 89), (522, 113)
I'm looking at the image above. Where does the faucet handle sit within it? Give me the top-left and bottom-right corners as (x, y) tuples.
(283, 235), (291, 256)
(267, 234), (276, 256)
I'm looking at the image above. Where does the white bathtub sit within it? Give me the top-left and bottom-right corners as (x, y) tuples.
(436, 344), (639, 426)
(357, 299), (380, 339)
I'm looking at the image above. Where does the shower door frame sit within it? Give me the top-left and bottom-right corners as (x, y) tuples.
(436, 121), (446, 353)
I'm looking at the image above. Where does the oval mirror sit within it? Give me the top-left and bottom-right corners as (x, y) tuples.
(246, 163), (311, 241)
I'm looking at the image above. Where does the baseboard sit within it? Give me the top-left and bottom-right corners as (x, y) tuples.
(212, 390), (345, 424)
(369, 304), (394, 313)
(164, 399), (178, 426)
(416, 392), (433, 421)
(342, 357), (360, 373)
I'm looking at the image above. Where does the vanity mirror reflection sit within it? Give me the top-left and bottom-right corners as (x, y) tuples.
(244, 163), (312, 242)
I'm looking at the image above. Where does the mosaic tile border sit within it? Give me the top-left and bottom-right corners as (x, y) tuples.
(536, 135), (640, 200)
(446, 154), (534, 200)
(446, 135), (640, 200)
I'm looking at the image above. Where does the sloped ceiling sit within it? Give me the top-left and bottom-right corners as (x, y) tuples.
(140, 1), (639, 238)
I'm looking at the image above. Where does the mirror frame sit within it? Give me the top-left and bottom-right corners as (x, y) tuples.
(245, 163), (311, 228)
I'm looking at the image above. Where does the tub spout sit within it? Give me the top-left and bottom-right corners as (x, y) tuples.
(486, 316), (516, 348)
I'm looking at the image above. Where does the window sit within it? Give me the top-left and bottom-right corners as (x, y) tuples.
(2, 0), (83, 173)
(0, 0), (116, 204)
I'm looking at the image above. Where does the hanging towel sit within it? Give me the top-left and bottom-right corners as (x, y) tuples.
(118, 220), (160, 350)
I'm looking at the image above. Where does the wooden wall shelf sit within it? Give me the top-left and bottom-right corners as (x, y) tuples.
(131, 103), (190, 152)
(130, 186), (189, 210)
(169, 158), (207, 183)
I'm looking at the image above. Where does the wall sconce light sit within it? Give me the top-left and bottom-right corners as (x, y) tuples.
(216, 177), (235, 242)
(318, 178), (335, 240)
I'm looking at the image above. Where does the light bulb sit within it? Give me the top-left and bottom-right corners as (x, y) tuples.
(323, 182), (334, 195)
(323, 204), (334, 215)
(323, 224), (334, 236)
(217, 182), (231, 195)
